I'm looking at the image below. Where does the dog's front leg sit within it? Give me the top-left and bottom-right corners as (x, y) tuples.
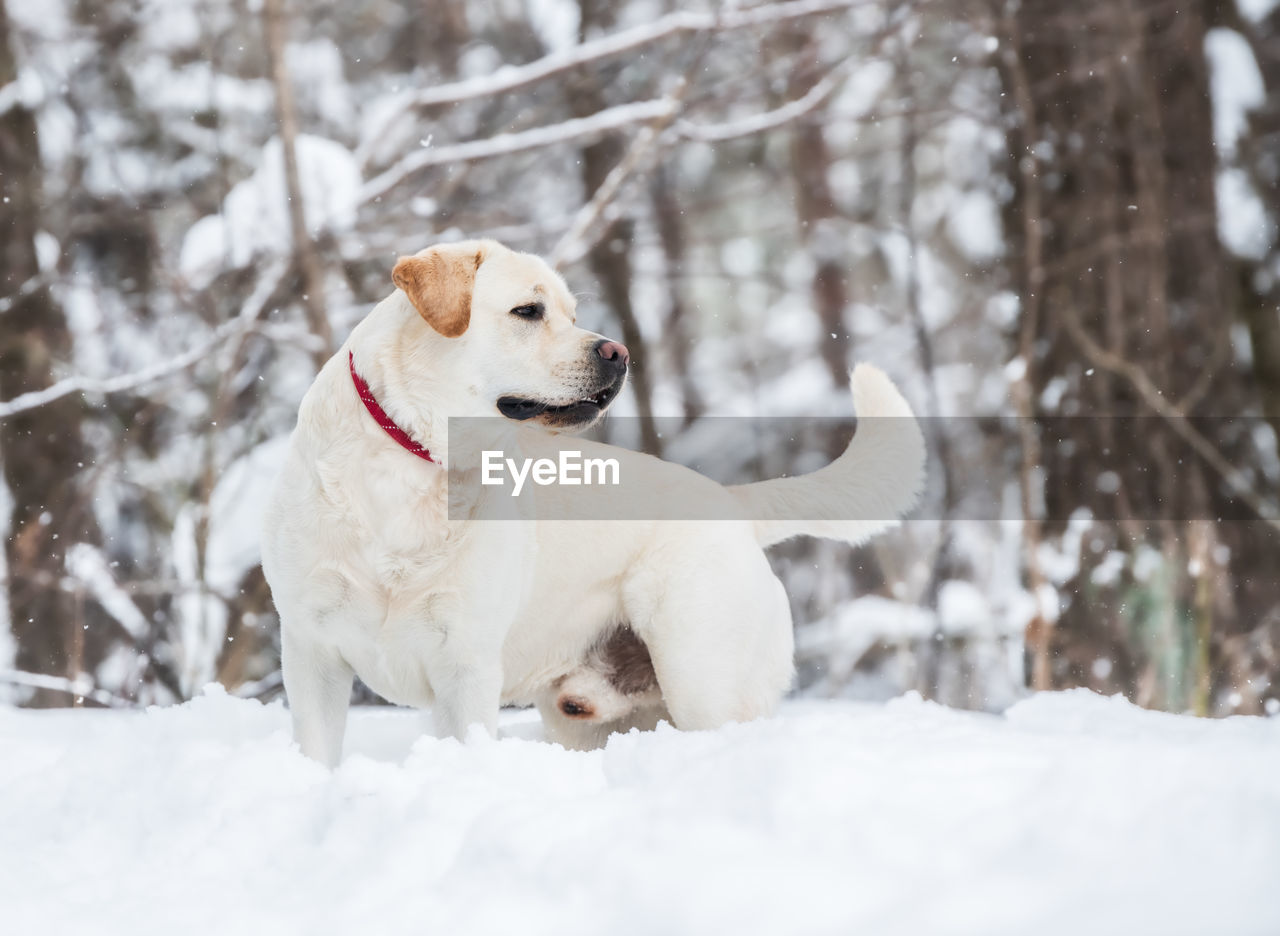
(419, 520), (529, 741)
(426, 649), (504, 741)
(405, 595), (510, 740)
(281, 629), (354, 767)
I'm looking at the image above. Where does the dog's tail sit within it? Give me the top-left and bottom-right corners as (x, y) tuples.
(730, 365), (926, 549)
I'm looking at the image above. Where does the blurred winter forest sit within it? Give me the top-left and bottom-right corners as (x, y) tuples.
(1, 0), (1278, 717)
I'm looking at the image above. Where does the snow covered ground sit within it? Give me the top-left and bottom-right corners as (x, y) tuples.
(2, 689), (1277, 936)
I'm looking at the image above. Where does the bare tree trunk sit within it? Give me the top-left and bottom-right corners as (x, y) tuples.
(896, 53), (962, 699)
(782, 28), (851, 390)
(0, 0), (97, 705)
(996, 6), (1052, 691)
(263, 0), (332, 370)
(650, 164), (703, 425)
(573, 0), (661, 456)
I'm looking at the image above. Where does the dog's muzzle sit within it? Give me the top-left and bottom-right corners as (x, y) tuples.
(495, 339), (629, 428)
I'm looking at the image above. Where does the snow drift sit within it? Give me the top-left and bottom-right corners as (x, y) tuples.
(1, 689), (1277, 935)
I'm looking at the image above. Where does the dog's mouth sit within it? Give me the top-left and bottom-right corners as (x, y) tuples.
(496, 374), (625, 429)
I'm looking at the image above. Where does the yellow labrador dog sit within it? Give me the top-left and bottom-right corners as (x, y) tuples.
(261, 239), (924, 764)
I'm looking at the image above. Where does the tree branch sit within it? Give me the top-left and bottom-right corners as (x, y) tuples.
(360, 97), (681, 204)
(357, 0), (883, 166)
(551, 78), (692, 270)
(676, 57), (854, 143)
(0, 668), (133, 707)
(367, 55), (863, 218)
(0, 260), (287, 421)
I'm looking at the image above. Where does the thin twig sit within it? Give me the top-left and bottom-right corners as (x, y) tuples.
(1062, 309), (1280, 533)
(676, 58), (855, 143)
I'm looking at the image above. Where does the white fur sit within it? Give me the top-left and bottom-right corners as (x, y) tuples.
(261, 240), (925, 765)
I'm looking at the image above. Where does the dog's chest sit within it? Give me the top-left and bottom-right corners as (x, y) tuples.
(320, 450), (457, 590)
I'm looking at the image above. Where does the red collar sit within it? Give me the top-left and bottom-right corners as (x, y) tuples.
(348, 350), (436, 464)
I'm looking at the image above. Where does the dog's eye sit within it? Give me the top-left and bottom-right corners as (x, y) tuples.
(509, 303), (544, 320)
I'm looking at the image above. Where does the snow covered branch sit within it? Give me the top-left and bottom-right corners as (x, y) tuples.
(0, 260), (287, 421)
(0, 668), (133, 707)
(363, 54), (863, 210)
(360, 98), (680, 204)
(549, 59), (860, 267)
(676, 60), (854, 143)
(551, 77), (692, 269)
(357, 0), (882, 165)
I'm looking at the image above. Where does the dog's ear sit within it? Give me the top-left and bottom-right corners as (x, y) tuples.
(392, 244), (487, 338)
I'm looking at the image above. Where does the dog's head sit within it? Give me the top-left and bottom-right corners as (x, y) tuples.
(392, 240), (628, 430)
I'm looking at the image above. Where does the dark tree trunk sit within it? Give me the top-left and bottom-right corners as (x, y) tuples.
(573, 0), (662, 456)
(996, 0), (1272, 711)
(651, 164), (703, 425)
(0, 1), (97, 705)
(782, 28), (851, 390)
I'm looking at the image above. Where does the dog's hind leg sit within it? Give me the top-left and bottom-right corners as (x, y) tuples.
(625, 530), (795, 732)
(282, 628), (354, 767)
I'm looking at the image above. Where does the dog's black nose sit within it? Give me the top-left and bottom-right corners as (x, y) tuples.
(595, 339), (630, 370)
